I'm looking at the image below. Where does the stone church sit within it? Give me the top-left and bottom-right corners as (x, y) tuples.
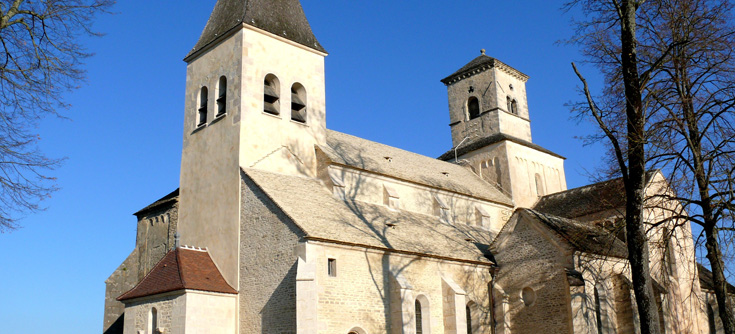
(102, 0), (729, 333)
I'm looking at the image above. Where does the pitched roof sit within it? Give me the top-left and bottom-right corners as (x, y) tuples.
(441, 54), (528, 85)
(321, 130), (512, 206)
(134, 188), (179, 216)
(117, 247), (236, 302)
(523, 209), (628, 258)
(533, 171), (658, 219)
(186, 0), (325, 60)
(698, 263), (735, 294)
(437, 133), (565, 161)
(242, 168), (496, 265)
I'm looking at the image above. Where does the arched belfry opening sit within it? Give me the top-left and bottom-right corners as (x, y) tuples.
(468, 96), (480, 119)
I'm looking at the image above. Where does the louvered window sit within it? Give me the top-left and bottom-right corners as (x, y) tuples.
(264, 75), (280, 115)
(216, 76), (227, 116)
(291, 83), (307, 123)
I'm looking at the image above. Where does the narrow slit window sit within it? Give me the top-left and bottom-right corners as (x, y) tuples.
(511, 99), (518, 115)
(535, 173), (545, 197)
(328, 258), (337, 277)
(467, 96), (480, 119)
(198, 87), (208, 126)
(291, 83), (307, 123)
(433, 194), (450, 223)
(216, 76), (227, 116)
(415, 300), (423, 334)
(506, 96), (512, 113)
(264, 74), (280, 115)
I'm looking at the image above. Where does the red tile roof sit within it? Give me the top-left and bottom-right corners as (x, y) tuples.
(117, 247), (237, 301)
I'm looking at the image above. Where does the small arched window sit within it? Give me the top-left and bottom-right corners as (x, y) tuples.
(149, 307), (158, 334)
(291, 83), (307, 123)
(466, 302), (476, 334)
(198, 87), (208, 126)
(467, 97), (480, 120)
(415, 299), (424, 334)
(217, 76), (227, 116)
(506, 96), (512, 113)
(535, 173), (545, 197)
(264, 74), (280, 115)
(708, 303), (717, 334)
(511, 99), (518, 115)
(594, 287), (603, 334)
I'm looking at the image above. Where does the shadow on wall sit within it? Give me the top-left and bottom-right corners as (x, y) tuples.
(104, 314), (124, 334)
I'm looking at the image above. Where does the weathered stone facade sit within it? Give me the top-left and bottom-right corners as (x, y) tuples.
(103, 194), (178, 334)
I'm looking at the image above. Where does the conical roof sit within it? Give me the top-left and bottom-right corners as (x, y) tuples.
(441, 53), (528, 85)
(186, 0), (326, 60)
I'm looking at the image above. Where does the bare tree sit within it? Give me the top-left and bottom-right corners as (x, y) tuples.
(641, 0), (735, 331)
(568, 0), (735, 332)
(566, 0), (667, 332)
(0, 0), (113, 232)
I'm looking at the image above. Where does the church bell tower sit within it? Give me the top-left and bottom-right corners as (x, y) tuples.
(177, 0), (328, 287)
(440, 51), (567, 208)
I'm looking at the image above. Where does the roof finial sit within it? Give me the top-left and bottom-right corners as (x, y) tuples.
(174, 232), (181, 249)
(481, 49), (486, 55)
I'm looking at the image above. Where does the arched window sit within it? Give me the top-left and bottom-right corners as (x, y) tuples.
(415, 299), (424, 334)
(708, 303), (717, 334)
(466, 302), (477, 334)
(493, 157), (503, 188)
(216, 76), (227, 116)
(148, 307), (158, 334)
(594, 287), (603, 334)
(535, 173), (545, 197)
(467, 97), (480, 120)
(198, 87), (208, 126)
(291, 83), (307, 123)
(264, 74), (280, 115)
(506, 96), (512, 113)
(510, 99), (518, 115)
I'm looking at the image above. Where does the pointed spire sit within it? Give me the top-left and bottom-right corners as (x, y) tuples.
(187, 0), (326, 60)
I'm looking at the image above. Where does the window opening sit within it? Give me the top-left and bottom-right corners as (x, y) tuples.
(384, 184), (400, 210)
(291, 83), (307, 123)
(594, 287), (603, 334)
(506, 96), (512, 113)
(433, 194), (450, 223)
(415, 299), (423, 334)
(467, 97), (480, 120)
(510, 99), (518, 115)
(328, 258), (337, 277)
(149, 307), (158, 334)
(466, 304), (473, 334)
(198, 87), (208, 126)
(217, 76), (227, 116)
(521, 287), (536, 306)
(708, 303), (716, 334)
(493, 157), (503, 188)
(476, 206), (491, 227)
(264, 75), (280, 115)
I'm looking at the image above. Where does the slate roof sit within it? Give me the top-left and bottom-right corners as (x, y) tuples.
(243, 168), (496, 265)
(698, 263), (735, 294)
(118, 247), (237, 302)
(533, 171), (658, 219)
(322, 130), (513, 206)
(437, 133), (565, 161)
(523, 209), (628, 258)
(187, 0), (326, 60)
(134, 189), (179, 216)
(441, 54), (529, 85)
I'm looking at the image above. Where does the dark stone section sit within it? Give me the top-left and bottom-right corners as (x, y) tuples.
(187, 0), (326, 60)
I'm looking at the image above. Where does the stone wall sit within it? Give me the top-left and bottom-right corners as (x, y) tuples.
(103, 199), (178, 334)
(492, 212), (575, 334)
(239, 172), (305, 333)
(122, 292), (184, 334)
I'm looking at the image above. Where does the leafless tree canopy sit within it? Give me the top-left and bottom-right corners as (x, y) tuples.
(0, 0), (113, 232)
(566, 0), (735, 332)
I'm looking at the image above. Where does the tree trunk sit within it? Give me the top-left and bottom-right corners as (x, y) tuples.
(620, 1), (662, 333)
(705, 225), (735, 334)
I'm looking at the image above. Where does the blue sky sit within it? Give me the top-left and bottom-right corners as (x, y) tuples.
(0, 1), (615, 333)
